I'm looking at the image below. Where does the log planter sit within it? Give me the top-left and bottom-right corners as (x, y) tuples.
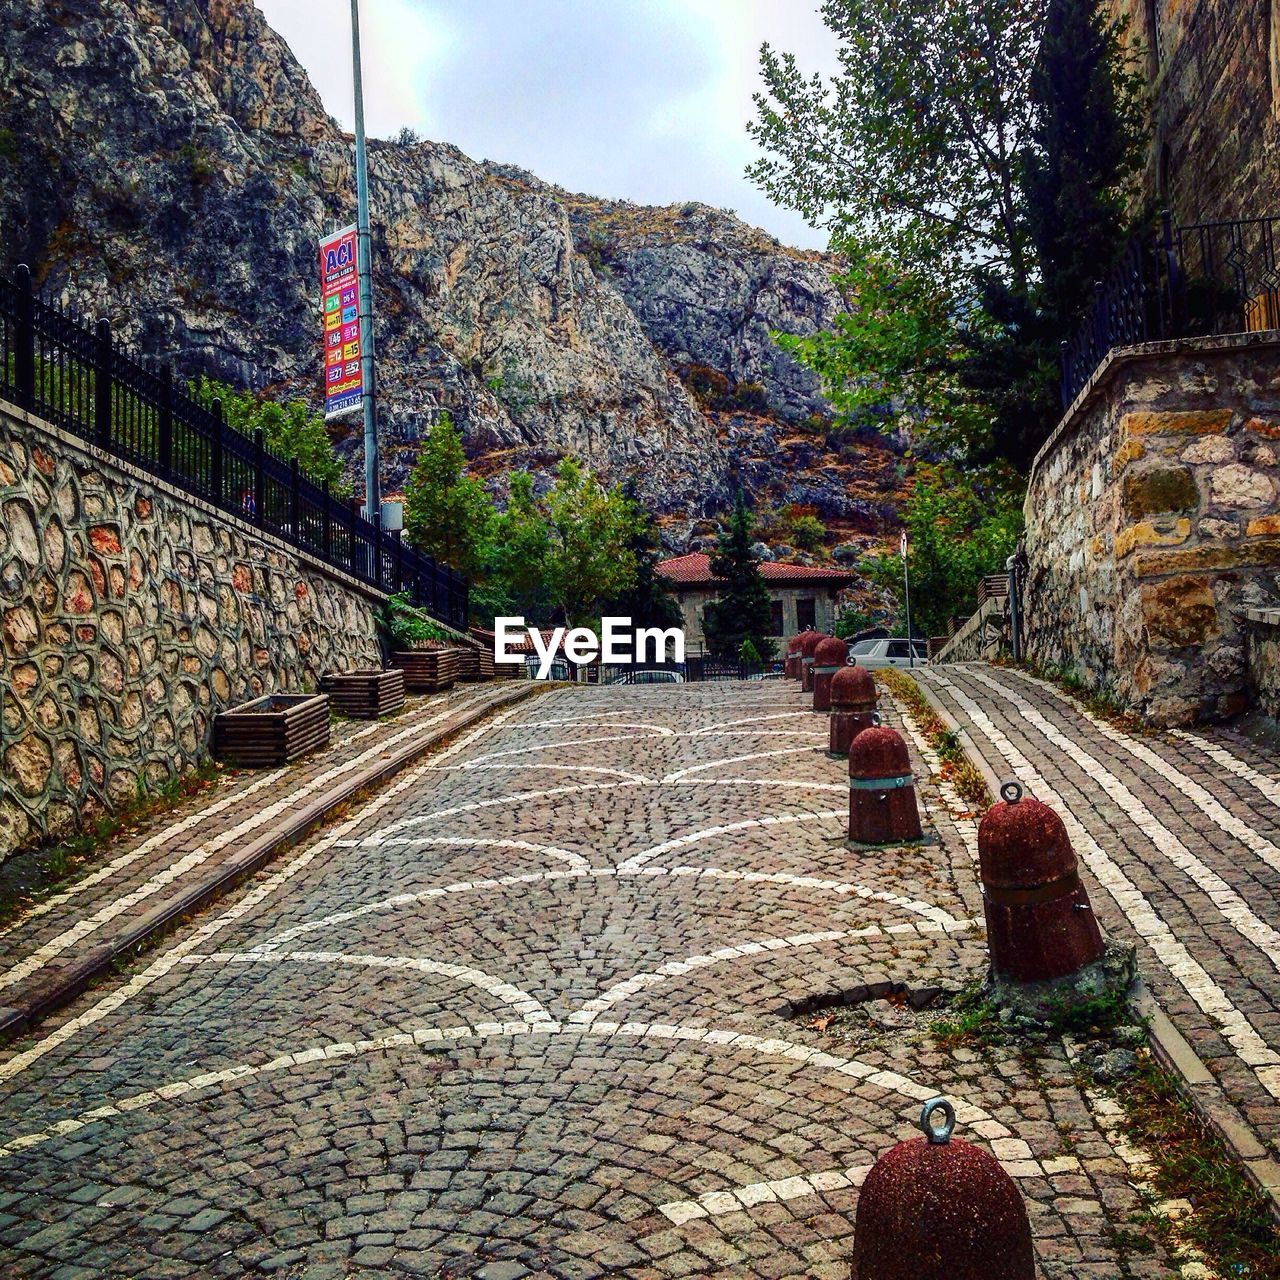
(320, 668), (406, 719)
(213, 693), (331, 767)
(391, 649), (459, 693)
(455, 646), (496, 682)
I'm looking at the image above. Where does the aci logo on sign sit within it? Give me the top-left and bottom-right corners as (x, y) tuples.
(323, 238), (354, 276)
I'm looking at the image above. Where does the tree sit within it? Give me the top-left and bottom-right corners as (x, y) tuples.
(402, 412), (493, 578)
(748, 0), (1042, 286)
(541, 459), (637, 626)
(702, 494), (775, 661)
(862, 467), (1022, 637)
(604, 480), (683, 629)
(474, 470), (551, 622)
(189, 377), (348, 493)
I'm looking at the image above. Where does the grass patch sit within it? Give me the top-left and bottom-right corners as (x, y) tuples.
(878, 669), (990, 809)
(0, 761), (222, 927)
(1117, 1059), (1280, 1277)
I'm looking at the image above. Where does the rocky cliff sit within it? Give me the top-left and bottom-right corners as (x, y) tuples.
(0, 0), (905, 550)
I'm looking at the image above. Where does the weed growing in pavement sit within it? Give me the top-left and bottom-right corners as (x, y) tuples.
(1011, 657), (1143, 731)
(877, 669), (991, 809)
(1117, 1059), (1280, 1278)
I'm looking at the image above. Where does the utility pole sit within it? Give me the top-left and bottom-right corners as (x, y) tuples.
(351, 0), (380, 523)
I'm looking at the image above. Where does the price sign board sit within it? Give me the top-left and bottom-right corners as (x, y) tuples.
(320, 224), (363, 419)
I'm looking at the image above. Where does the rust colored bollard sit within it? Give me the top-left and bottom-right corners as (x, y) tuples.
(977, 781), (1105, 984)
(829, 663), (877, 755)
(848, 719), (922, 844)
(784, 633), (804, 680)
(798, 630), (824, 692)
(811, 635), (850, 712)
(852, 1099), (1034, 1280)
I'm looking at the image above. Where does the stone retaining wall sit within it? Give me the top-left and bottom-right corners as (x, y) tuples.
(933, 597), (1011, 665)
(1023, 334), (1280, 725)
(0, 400), (383, 860)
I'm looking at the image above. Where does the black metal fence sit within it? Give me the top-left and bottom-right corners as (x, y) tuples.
(1061, 213), (1280, 407)
(0, 265), (467, 628)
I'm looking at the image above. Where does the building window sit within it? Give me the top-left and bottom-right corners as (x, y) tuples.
(770, 600), (784, 635)
(796, 597), (816, 631)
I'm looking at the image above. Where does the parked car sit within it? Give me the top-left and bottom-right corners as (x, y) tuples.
(846, 637), (929, 669)
(606, 668), (685, 685)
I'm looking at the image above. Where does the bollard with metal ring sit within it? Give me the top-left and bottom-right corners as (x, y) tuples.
(847, 716), (922, 844)
(784, 633), (805, 680)
(797, 630), (824, 693)
(828, 662), (877, 755)
(977, 779), (1105, 984)
(852, 1096), (1035, 1280)
(811, 635), (850, 713)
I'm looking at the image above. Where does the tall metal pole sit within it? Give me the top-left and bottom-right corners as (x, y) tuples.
(901, 530), (915, 669)
(351, 0), (380, 522)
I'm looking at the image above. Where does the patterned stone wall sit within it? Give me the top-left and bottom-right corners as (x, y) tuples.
(0, 401), (383, 861)
(1024, 335), (1280, 725)
(1107, 0), (1278, 224)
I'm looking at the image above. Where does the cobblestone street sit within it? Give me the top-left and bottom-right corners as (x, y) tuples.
(0, 683), (1172, 1277)
(918, 663), (1280, 1166)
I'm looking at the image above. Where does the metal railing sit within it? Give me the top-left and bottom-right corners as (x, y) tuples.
(0, 265), (467, 628)
(1061, 212), (1280, 407)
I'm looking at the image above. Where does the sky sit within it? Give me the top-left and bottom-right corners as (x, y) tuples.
(256, 0), (839, 251)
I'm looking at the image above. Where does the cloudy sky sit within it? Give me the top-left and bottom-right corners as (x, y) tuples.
(257, 0), (838, 250)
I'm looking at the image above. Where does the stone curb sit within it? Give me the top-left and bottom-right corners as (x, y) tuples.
(0, 682), (542, 1041)
(907, 668), (1280, 1224)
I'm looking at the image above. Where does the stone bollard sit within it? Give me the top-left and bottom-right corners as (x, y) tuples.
(848, 719), (922, 844)
(829, 664), (877, 755)
(784, 633), (804, 680)
(812, 635), (850, 713)
(852, 1099), (1035, 1280)
(977, 781), (1106, 986)
(798, 630), (824, 693)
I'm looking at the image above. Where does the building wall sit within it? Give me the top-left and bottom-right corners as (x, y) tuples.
(1109, 0), (1279, 223)
(1023, 335), (1280, 725)
(673, 584), (841, 651)
(0, 401), (383, 861)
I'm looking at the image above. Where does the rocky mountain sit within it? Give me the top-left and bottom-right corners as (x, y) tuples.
(0, 0), (906, 552)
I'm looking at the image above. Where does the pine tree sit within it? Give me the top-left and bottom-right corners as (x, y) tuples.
(702, 494), (774, 661)
(402, 412), (493, 579)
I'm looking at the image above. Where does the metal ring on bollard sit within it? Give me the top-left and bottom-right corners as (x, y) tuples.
(918, 1097), (955, 1145)
(870, 711), (882, 726)
(1000, 780), (1024, 804)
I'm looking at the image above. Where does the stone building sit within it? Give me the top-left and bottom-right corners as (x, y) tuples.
(656, 553), (853, 653)
(1108, 0), (1278, 223)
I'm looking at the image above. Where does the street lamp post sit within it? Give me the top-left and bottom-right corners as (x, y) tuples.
(350, 0), (380, 523)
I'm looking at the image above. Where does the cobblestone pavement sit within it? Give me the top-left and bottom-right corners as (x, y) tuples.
(917, 662), (1280, 1156)
(0, 682), (1175, 1277)
(0, 684), (521, 1026)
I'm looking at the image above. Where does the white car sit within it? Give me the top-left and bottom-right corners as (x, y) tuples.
(847, 637), (929, 669)
(608, 668), (685, 685)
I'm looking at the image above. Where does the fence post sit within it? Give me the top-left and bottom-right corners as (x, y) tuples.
(1161, 209), (1182, 335)
(211, 396), (224, 507)
(349, 497), (361, 581)
(94, 318), (113, 447)
(289, 457), (301, 542)
(13, 264), (35, 408)
(1059, 340), (1071, 408)
(253, 427), (265, 525)
(158, 363), (173, 475)
(394, 529), (404, 593)
(321, 480), (332, 558)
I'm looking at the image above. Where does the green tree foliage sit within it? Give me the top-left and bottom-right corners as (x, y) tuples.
(862, 468), (1022, 638)
(189, 377), (348, 492)
(702, 495), (775, 661)
(604, 479), (683, 629)
(541, 459), (638, 626)
(473, 470), (550, 622)
(748, 0), (1042, 285)
(402, 412), (493, 579)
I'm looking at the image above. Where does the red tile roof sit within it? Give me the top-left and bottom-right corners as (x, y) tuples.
(657, 552), (855, 586)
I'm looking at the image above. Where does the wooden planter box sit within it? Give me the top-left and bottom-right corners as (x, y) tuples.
(213, 693), (330, 767)
(320, 668), (406, 719)
(455, 646), (495, 682)
(392, 649), (459, 693)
